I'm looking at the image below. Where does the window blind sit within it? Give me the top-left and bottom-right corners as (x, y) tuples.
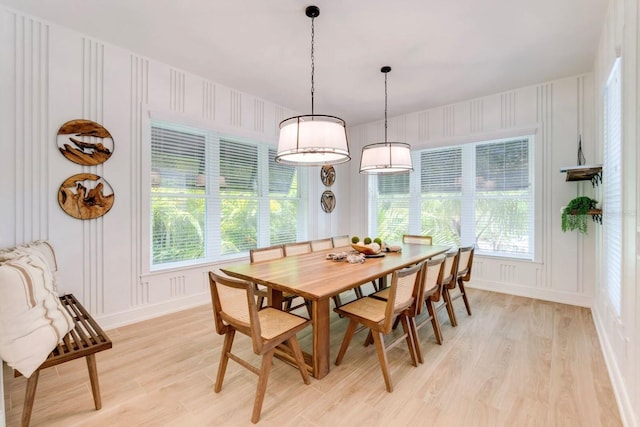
(151, 123), (207, 265)
(475, 139), (532, 256)
(604, 58), (622, 316)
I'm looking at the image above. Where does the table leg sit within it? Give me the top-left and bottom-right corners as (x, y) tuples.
(268, 288), (283, 308)
(311, 298), (330, 379)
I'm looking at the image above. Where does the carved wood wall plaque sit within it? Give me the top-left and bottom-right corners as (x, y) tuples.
(321, 190), (335, 213)
(320, 165), (335, 186)
(57, 119), (114, 165)
(58, 173), (115, 219)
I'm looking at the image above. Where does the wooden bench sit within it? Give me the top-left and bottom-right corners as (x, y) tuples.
(15, 294), (112, 427)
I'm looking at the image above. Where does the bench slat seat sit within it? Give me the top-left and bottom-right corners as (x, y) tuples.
(14, 293), (112, 427)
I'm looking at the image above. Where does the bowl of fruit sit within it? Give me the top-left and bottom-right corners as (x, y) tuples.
(351, 236), (383, 256)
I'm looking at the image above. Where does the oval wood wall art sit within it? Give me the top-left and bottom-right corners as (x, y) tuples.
(321, 190), (335, 213)
(320, 165), (335, 187)
(57, 119), (114, 165)
(58, 173), (115, 220)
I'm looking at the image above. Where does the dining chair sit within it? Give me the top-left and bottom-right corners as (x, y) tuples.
(310, 238), (333, 251)
(450, 245), (474, 317)
(282, 241), (313, 315)
(334, 262), (424, 392)
(331, 235), (351, 248)
(208, 270), (311, 424)
(249, 245), (285, 309)
(283, 241), (312, 256)
(402, 234), (433, 245)
(412, 256), (446, 363)
(437, 248), (461, 327)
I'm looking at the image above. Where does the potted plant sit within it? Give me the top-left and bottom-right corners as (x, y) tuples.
(561, 196), (599, 234)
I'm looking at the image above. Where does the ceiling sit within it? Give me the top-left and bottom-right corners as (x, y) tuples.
(0, 0), (608, 126)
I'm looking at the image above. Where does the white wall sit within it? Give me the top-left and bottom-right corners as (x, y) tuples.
(347, 74), (598, 308)
(592, 1), (640, 426)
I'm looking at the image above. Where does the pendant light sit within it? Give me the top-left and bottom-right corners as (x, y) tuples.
(359, 66), (413, 174)
(275, 5), (350, 166)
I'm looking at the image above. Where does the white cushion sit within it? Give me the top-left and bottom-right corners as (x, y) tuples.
(0, 253), (74, 377)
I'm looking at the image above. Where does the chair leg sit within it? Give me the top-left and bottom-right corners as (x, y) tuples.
(287, 336), (311, 385)
(332, 295), (343, 308)
(335, 319), (359, 365)
(399, 315), (418, 367)
(354, 286), (364, 299)
(408, 316), (423, 364)
(426, 300), (443, 345)
(364, 329), (373, 347)
(215, 329), (235, 393)
(458, 281), (472, 315)
(252, 350), (274, 424)
(21, 369), (40, 427)
(391, 316), (401, 330)
(86, 354), (102, 410)
(304, 299), (313, 318)
(371, 331), (393, 393)
(443, 288), (458, 327)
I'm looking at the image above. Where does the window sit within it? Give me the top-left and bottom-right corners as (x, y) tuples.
(603, 58), (622, 316)
(370, 136), (534, 259)
(150, 120), (303, 269)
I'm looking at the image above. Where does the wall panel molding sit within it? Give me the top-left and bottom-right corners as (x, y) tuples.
(230, 89), (242, 127)
(417, 110), (429, 140)
(470, 99), (483, 133)
(169, 68), (185, 112)
(501, 91), (516, 128)
(443, 105), (455, 137)
(253, 98), (264, 133)
(537, 83), (553, 289)
(130, 54), (148, 307)
(12, 14), (50, 244)
(202, 80), (216, 121)
(81, 37), (106, 314)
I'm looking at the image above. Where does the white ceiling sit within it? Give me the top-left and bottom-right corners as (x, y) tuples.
(1, 0), (608, 125)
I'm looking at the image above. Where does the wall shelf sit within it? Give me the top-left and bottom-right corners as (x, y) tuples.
(560, 164), (602, 185)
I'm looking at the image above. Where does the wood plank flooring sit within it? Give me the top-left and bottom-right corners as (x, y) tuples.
(3, 289), (622, 426)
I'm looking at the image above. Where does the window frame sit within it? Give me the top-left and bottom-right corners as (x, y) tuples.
(368, 134), (536, 260)
(142, 116), (306, 273)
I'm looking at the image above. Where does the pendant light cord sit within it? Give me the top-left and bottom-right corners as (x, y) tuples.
(384, 71), (388, 143)
(310, 15), (315, 115)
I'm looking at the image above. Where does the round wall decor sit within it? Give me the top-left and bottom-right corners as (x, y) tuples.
(321, 190), (335, 213)
(57, 119), (114, 166)
(58, 173), (115, 220)
(320, 165), (335, 186)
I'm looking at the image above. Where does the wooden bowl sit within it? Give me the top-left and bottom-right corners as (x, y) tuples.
(351, 243), (381, 255)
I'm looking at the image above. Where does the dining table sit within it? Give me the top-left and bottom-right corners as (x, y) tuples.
(221, 243), (449, 379)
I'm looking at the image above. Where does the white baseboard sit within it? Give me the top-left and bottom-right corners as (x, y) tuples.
(592, 307), (637, 427)
(94, 292), (211, 330)
(469, 279), (594, 307)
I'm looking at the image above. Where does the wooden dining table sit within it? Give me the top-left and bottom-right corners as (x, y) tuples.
(221, 243), (449, 379)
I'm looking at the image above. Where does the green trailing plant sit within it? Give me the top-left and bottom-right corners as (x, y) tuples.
(561, 196), (599, 234)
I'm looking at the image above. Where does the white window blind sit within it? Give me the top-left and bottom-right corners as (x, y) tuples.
(603, 58), (622, 316)
(374, 174), (411, 242)
(475, 139), (532, 256)
(151, 125), (208, 265)
(420, 147), (462, 246)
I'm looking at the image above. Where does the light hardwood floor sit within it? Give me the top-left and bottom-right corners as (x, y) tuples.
(3, 289), (622, 426)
